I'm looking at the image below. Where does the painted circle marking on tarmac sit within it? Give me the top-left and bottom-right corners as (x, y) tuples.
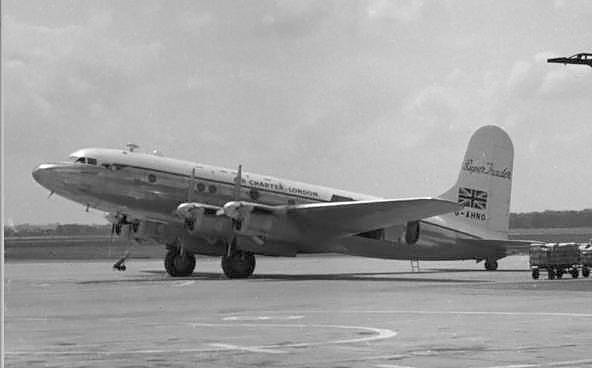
(6, 322), (397, 356)
(190, 322), (397, 352)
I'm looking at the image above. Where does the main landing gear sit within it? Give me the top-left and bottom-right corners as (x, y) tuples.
(484, 259), (498, 271)
(221, 250), (256, 279)
(164, 246), (196, 277)
(220, 238), (256, 279)
(163, 238), (256, 279)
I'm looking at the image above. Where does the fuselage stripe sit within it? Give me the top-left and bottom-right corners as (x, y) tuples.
(121, 164), (331, 203)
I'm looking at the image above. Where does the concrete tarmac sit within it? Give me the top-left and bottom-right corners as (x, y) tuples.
(5, 256), (592, 368)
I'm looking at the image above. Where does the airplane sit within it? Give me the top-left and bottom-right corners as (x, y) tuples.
(547, 53), (592, 67)
(32, 125), (529, 278)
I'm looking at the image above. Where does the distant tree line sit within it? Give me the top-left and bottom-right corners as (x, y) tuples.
(4, 224), (111, 237)
(510, 209), (592, 229)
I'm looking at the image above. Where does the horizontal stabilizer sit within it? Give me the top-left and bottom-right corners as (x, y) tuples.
(459, 238), (542, 256)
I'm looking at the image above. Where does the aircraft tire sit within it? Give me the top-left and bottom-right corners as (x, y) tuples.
(164, 249), (196, 277)
(582, 267), (590, 278)
(548, 269), (555, 280)
(571, 268), (579, 279)
(484, 259), (498, 271)
(221, 251), (256, 279)
(531, 269), (539, 280)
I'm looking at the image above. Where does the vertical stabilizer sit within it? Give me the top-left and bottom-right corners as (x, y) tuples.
(439, 126), (514, 239)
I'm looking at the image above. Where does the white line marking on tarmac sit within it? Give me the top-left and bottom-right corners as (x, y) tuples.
(223, 315), (304, 321)
(355, 310), (592, 318)
(483, 359), (592, 368)
(208, 343), (285, 354)
(255, 310), (592, 318)
(375, 365), (416, 368)
(6, 322), (397, 356)
(173, 280), (195, 287)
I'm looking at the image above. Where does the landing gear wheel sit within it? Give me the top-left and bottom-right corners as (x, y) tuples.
(531, 268), (539, 280)
(583, 266), (590, 278)
(221, 251), (256, 279)
(484, 259), (498, 271)
(556, 269), (563, 279)
(571, 268), (579, 278)
(548, 269), (555, 280)
(164, 249), (196, 277)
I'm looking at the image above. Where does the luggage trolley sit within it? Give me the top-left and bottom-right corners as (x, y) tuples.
(529, 243), (580, 280)
(580, 243), (592, 278)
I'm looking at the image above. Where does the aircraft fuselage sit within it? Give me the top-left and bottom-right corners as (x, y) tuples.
(32, 147), (503, 262)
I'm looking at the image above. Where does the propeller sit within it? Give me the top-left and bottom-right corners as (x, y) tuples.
(216, 165), (244, 219)
(233, 165), (242, 201)
(224, 165), (243, 256)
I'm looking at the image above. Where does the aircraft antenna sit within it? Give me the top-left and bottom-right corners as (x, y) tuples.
(126, 143), (139, 152)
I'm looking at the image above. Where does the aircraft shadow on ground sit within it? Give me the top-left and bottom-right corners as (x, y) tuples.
(79, 270), (491, 284)
(435, 268), (529, 273)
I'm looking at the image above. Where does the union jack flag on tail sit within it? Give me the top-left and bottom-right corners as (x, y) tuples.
(458, 187), (488, 210)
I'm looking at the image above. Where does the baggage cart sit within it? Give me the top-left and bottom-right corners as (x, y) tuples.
(580, 243), (592, 278)
(529, 243), (580, 280)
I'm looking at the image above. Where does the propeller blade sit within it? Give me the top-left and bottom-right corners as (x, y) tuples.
(187, 168), (196, 202)
(233, 165), (242, 201)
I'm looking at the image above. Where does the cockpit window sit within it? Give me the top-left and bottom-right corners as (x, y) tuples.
(73, 157), (97, 165)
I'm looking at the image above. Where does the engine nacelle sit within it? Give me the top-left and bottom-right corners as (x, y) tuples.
(235, 211), (274, 237)
(180, 205), (233, 239)
(191, 211), (232, 238)
(404, 221), (420, 244)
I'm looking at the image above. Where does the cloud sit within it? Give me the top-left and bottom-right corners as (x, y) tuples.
(4, 12), (165, 149)
(367, 0), (424, 22)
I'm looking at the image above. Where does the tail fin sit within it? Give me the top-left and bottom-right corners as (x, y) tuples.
(439, 125), (514, 239)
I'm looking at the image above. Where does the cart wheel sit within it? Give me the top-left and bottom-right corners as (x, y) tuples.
(548, 269), (555, 280)
(556, 269), (563, 279)
(571, 268), (579, 279)
(583, 267), (590, 278)
(531, 269), (539, 280)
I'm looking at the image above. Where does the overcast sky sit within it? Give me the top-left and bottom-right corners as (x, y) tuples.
(4, 0), (592, 225)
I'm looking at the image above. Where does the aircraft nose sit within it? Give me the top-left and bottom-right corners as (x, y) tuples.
(32, 164), (58, 189)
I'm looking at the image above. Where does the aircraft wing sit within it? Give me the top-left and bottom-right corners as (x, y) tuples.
(286, 198), (462, 237)
(179, 198), (461, 240)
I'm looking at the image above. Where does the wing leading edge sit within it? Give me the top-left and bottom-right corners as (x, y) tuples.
(177, 197), (462, 240)
(286, 197), (462, 237)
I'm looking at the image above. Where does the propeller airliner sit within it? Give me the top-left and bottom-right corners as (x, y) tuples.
(32, 125), (528, 278)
